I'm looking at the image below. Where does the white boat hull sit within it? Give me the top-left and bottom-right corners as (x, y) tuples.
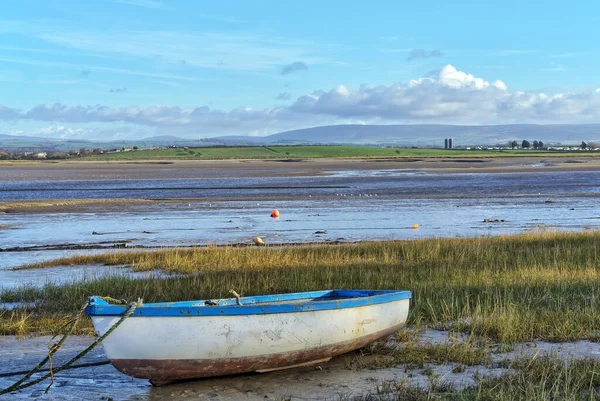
(92, 298), (409, 381)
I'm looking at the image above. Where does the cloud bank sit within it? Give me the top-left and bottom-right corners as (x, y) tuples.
(2, 65), (600, 138)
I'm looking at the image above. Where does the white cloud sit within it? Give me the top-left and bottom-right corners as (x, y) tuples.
(290, 65), (511, 121)
(10, 125), (91, 139)
(289, 65), (600, 123)
(437, 65), (506, 90)
(2, 65), (600, 138)
(20, 103), (309, 134)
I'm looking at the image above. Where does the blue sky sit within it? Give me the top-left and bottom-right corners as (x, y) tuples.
(1, 0), (600, 139)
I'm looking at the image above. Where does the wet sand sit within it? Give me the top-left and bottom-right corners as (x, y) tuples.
(2, 163), (600, 271)
(2, 330), (600, 400)
(1, 156), (600, 182)
(2, 156), (600, 214)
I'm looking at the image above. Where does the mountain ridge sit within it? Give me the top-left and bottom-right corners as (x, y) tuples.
(1, 123), (599, 152)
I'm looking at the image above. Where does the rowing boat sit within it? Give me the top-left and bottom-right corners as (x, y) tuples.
(86, 289), (411, 385)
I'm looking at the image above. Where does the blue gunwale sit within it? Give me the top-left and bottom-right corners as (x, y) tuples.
(86, 289), (412, 317)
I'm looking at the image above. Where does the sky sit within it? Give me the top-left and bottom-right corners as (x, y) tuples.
(1, 0), (600, 140)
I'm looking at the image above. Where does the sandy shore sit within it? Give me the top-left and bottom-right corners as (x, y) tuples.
(1, 156), (599, 214)
(1, 156), (600, 182)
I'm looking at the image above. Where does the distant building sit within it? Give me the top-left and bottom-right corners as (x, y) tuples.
(35, 152), (47, 159)
(444, 138), (449, 149)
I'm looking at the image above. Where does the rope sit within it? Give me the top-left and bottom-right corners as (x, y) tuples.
(0, 297), (142, 396)
(0, 361), (111, 378)
(0, 301), (88, 395)
(96, 296), (129, 305)
(229, 289), (243, 305)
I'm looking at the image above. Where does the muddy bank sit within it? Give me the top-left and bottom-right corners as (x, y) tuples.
(0, 198), (154, 214)
(1, 240), (138, 253)
(2, 157), (600, 182)
(2, 170), (600, 272)
(2, 330), (600, 400)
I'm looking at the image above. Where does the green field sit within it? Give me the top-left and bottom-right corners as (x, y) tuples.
(80, 145), (597, 161)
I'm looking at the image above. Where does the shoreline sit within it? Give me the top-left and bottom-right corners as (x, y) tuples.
(1, 156), (600, 181)
(1, 156), (599, 213)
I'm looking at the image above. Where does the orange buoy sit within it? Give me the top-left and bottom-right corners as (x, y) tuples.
(270, 209), (280, 218)
(412, 224), (419, 229)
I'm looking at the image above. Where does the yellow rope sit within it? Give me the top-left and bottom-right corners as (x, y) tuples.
(229, 289), (243, 305)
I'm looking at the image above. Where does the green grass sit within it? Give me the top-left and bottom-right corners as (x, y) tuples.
(79, 145), (599, 161)
(3, 231), (600, 342)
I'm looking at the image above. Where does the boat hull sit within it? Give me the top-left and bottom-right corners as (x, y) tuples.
(91, 297), (409, 381)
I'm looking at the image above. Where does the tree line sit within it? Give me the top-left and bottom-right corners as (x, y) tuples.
(510, 140), (544, 149)
(510, 140), (597, 149)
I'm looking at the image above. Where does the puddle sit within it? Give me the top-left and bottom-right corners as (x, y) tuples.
(2, 330), (600, 400)
(494, 339), (600, 362)
(0, 247), (158, 271)
(0, 264), (166, 291)
(0, 302), (37, 310)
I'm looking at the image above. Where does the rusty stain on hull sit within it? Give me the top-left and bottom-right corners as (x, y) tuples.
(111, 324), (403, 382)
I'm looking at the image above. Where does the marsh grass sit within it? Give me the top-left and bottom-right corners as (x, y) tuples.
(0, 309), (93, 336)
(3, 231), (600, 342)
(351, 340), (491, 370)
(356, 356), (600, 400)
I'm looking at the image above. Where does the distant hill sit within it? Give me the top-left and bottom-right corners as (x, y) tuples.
(0, 134), (196, 153)
(141, 135), (191, 142)
(219, 124), (600, 146)
(1, 124), (599, 152)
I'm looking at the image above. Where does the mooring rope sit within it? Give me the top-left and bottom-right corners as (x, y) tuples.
(229, 289), (243, 305)
(0, 361), (111, 379)
(0, 301), (88, 395)
(0, 297), (142, 396)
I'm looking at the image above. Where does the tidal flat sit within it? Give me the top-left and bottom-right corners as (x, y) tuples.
(2, 158), (600, 399)
(2, 231), (600, 399)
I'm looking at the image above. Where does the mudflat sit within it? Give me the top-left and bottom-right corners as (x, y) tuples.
(1, 156), (600, 181)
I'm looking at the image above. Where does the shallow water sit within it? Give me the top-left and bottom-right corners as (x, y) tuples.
(2, 169), (600, 284)
(0, 264), (166, 291)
